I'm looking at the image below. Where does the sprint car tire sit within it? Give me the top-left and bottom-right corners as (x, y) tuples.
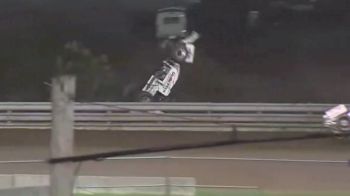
(136, 92), (153, 102)
(154, 92), (172, 102)
(171, 43), (188, 63)
(337, 116), (350, 132)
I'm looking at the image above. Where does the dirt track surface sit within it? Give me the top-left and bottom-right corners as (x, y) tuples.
(0, 130), (349, 191)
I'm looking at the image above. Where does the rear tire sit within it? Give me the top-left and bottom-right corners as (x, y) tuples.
(337, 116), (350, 132)
(136, 92), (153, 102)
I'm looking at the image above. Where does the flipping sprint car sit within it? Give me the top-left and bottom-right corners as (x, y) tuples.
(323, 104), (350, 133)
(138, 59), (180, 102)
(138, 31), (200, 102)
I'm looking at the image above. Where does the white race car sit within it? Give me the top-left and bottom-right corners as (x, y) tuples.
(323, 104), (350, 133)
(137, 31), (199, 102)
(138, 59), (180, 102)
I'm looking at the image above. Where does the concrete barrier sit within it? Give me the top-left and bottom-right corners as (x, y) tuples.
(76, 176), (195, 195)
(0, 175), (13, 189)
(76, 176), (166, 194)
(0, 186), (49, 196)
(0, 175), (196, 195)
(14, 175), (49, 188)
(168, 177), (196, 196)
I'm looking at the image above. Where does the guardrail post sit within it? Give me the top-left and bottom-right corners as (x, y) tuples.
(6, 110), (12, 125)
(231, 126), (238, 140)
(50, 75), (76, 196)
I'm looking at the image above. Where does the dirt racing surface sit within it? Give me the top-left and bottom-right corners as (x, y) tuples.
(0, 130), (349, 192)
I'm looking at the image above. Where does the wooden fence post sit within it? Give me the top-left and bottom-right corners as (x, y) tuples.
(50, 75), (76, 196)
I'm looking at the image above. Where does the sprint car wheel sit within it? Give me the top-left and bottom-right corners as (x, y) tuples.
(154, 92), (173, 102)
(136, 92), (153, 102)
(171, 43), (188, 63)
(337, 116), (350, 131)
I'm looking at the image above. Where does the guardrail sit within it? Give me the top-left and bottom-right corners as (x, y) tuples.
(0, 102), (338, 132)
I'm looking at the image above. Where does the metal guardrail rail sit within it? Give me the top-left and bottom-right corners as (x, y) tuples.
(0, 102), (338, 132)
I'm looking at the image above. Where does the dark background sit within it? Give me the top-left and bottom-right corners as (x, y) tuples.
(1, 0), (350, 103)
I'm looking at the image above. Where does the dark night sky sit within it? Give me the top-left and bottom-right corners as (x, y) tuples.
(1, 0), (350, 103)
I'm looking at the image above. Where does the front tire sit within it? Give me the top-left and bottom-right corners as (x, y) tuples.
(171, 43), (188, 63)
